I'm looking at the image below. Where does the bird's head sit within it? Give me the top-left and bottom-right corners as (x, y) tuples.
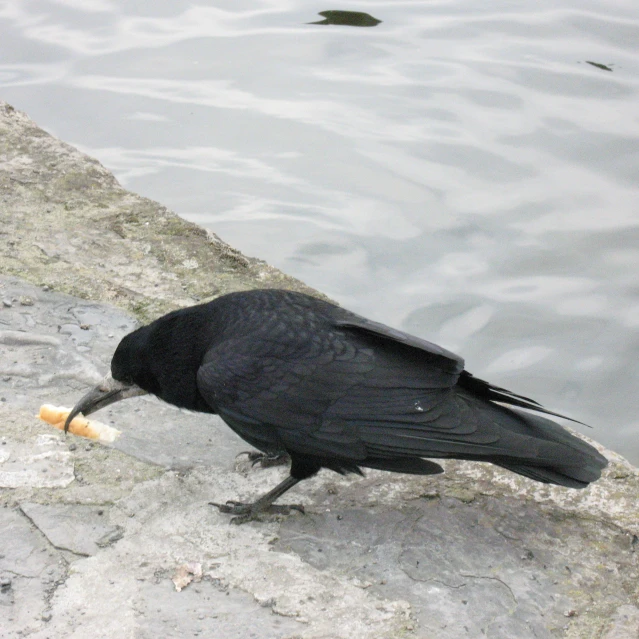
(64, 306), (214, 432)
(64, 331), (150, 433)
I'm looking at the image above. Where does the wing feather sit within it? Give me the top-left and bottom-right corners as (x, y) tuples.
(333, 315), (464, 375)
(196, 322), (468, 462)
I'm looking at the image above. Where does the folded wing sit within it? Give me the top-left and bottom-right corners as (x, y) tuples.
(196, 313), (606, 486)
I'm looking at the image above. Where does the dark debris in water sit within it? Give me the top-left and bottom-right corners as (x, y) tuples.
(585, 61), (614, 72)
(309, 10), (382, 27)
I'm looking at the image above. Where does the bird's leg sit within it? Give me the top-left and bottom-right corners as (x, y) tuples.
(210, 475), (304, 525)
(237, 450), (290, 468)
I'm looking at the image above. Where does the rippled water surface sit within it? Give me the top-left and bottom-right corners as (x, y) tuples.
(1, 1), (638, 462)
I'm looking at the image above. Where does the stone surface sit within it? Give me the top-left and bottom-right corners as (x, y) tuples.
(0, 434), (74, 489)
(1, 101), (638, 639)
(0, 507), (66, 635)
(602, 605), (639, 639)
(19, 502), (123, 557)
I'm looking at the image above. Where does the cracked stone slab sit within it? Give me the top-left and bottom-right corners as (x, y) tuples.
(0, 276), (137, 413)
(0, 507), (67, 638)
(19, 502), (122, 557)
(15, 468), (413, 639)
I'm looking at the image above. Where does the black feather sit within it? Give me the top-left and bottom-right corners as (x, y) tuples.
(457, 371), (588, 426)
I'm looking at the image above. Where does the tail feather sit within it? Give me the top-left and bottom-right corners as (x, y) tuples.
(493, 461), (592, 489)
(465, 397), (607, 488)
(458, 371), (588, 426)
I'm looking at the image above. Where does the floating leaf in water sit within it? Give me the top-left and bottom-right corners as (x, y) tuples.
(309, 10), (382, 27)
(585, 61), (613, 72)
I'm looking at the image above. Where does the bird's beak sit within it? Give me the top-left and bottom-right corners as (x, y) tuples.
(64, 374), (148, 433)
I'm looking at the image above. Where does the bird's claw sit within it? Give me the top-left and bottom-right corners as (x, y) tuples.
(209, 500), (305, 525)
(211, 500), (252, 515)
(237, 451), (290, 468)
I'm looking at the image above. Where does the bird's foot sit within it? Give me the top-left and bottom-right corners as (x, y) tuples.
(210, 500), (305, 525)
(237, 451), (290, 468)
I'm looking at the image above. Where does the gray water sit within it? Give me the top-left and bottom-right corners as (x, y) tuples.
(1, 1), (638, 463)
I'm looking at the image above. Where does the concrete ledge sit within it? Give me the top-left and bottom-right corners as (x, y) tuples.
(0, 101), (321, 323)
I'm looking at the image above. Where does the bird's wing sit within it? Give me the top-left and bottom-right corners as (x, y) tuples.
(196, 325), (474, 462)
(333, 314), (464, 375)
(196, 335), (371, 459)
(195, 304), (605, 487)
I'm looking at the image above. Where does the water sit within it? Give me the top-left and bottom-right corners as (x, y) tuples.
(1, 1), (638, 463)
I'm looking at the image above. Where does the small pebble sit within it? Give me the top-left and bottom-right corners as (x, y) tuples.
(42, 285), (50, 292)
(85, 444), (93, 451)
(2, 299), (11, 308)
(68, 443), (77, 451)
(19, 296), (34, 306)
(41, 612), (52, 622)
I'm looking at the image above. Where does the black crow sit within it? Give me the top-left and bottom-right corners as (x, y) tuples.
(65, 289), (607, 523)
